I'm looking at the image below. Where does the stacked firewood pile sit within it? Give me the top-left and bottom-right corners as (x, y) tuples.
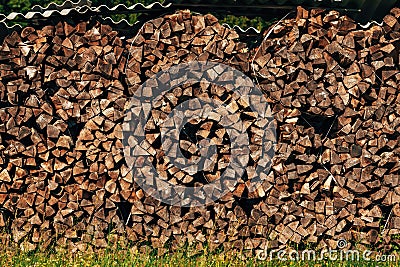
(0, 6), (398, 253)
(252, 6), (400, 250)
(0, 20), (131, 251)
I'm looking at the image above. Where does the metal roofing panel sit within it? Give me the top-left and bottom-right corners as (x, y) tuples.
(0, 0), (262, 39)
(0, 0), (398, 41)
(1, 1), (172, 23)
(165, 0), (400, 22)
(31, 0), (92, 12)
(222, 24), (260, 35)
(0, 22), (22, 39)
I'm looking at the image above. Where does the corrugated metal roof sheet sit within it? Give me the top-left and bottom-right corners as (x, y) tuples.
(165, 0), (396, 10)
(0, 1), (172, 38)
(0, 22), (22, 39)
(167, 0), (353, 7)
(165, 0), (399, 22)
(222, 24), (260, 35)
(31, 0), (92, 12)
(0, 0), (398, 39)
(1, 1), (171, 22)
(0, 0), (264, 39)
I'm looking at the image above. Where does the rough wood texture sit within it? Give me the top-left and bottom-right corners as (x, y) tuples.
(0, 7), (399, 254)
(252, 6), (400, 251)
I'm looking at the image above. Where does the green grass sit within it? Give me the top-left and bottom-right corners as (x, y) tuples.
(0, 245), (399, 267)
